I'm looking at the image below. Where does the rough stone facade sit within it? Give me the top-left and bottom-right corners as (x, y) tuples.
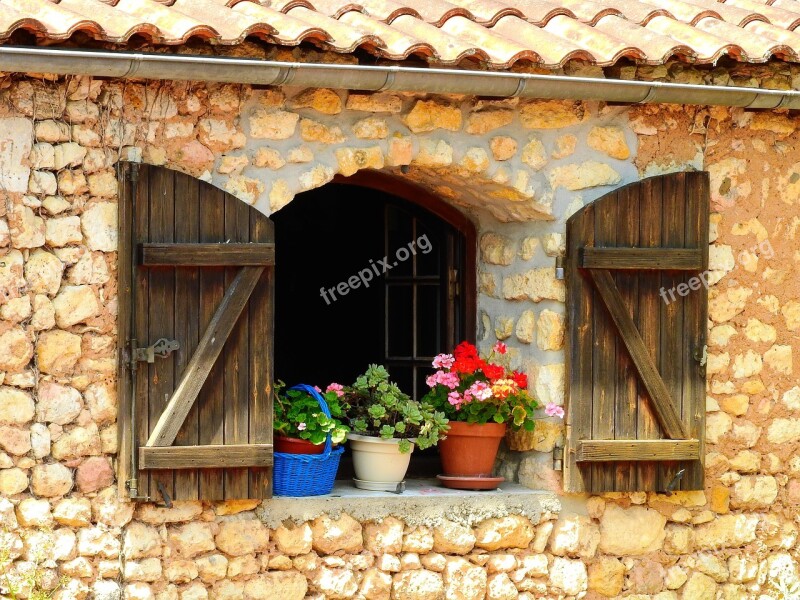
(0, 62), (798, 599)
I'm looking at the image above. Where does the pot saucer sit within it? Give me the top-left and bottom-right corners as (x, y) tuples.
(353, 478), (406, 493)
(436, 475), (505, 490)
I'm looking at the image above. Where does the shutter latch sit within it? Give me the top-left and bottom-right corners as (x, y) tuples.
(133, 338), (180, 364)
(662, 469), (686, 496)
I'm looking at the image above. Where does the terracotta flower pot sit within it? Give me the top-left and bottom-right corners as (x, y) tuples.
(274, 435), (324, 455)
(438, 421), (507, 476)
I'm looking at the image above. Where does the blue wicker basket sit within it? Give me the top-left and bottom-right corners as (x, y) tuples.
(273, 384), (344, 496)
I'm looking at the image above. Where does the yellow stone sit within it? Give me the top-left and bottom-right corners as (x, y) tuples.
(353, 117), (388, 139)
(386, 136), (413, 167)
(412, 139), (453, 167)
(405, 100), (462, 133)
(459, 147), (490, 173)
(720, 394), (749, 417)
(750, 112), (795, 136)
(587, 126), (630, 160)
(552, 134), (577, 159)
(465, 109), (513, 135)
(520, 100), (586, 129)
(744, 318), (776, 343)
(490, 136), (517, 161)
(269, 180), (292, 212)
(536, 309), (565, 351)
(782, 300), (800, 330)
(549, 162), (620, 191)
(588, 557), (624, 596)
(521, 138), (547, 170)
(299, 118), (345, 144)
(335, 146), (384, 177)
(345, 92), (402, 113)
(764, 344), (792, 375)
(289, 88), (342, 114)
(710, 485), (730, 514)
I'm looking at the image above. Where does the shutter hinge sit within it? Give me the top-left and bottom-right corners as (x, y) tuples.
(132, 338), (180, 364)
(125, 478), (150, 502)
(552, 442), (564, 471)
(128, 161), (140, 183)
(694, 345), (707, 367)
(555, 256), (565, 280)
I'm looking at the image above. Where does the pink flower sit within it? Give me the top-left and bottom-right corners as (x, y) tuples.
(326, 383), (344, 397)
(545, 403), (565, 419)
(468, 380), (493, 401)
(439, 371), (460, 389)
(432, 353), (455, 369)
(297, 422), (307, 431)
(447, 391), (463, 408)
(313, 386), (322, 393)
(427, 370), (460, 390)
(493, 341), (507, 355)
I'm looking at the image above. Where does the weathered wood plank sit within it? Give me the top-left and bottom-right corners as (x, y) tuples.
(577, 440), (700, 462)
(140, 243), (275, 266)
(614, 185), (639, 491)
(147, 165), (177, 500)
(660, 173), (687, 492)
(636, 176), (664, 492)
(249, 210), (275, 499)
(146, 266), (264, 448)
(591, 194), (618, 493)
(198, 186), (227, 500)
(564, 202), (595, 493)
(589, 269), (688, 440)
(172, 171), (201, 500)
(681, 172), (709, 490)
(140, 445), (273, 469)
(134, 164), (152, 498)
(581, 248), (702, 270)
(116, 162), (134, 499)
(223, 195), (251, 499)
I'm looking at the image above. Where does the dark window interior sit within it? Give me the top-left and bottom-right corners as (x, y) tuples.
(272, 182), (469, 478)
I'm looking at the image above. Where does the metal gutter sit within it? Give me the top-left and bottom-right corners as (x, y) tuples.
(1, 45), (799, 109)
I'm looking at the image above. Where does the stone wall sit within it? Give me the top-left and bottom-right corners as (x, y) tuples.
(0, 69), (797, 599)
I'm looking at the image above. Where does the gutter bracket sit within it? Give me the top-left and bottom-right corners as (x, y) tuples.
(123, 53), (144, 78)
(509, 77), (527, 98)
(637, 83), (659, 104)
(377, 67), (398, 92)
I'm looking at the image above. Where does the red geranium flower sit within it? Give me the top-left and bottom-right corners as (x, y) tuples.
(482, 363), (505, 380)
(510, 370), (528, 389)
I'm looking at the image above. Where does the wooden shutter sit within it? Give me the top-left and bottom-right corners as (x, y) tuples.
(117, 163), (274, 501)
(564, 172), (709, 493)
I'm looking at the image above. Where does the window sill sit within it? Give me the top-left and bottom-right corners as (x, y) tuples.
(257, 480), (561, 528)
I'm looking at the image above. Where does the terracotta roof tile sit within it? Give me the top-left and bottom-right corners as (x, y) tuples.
(2, 0), (800, 69)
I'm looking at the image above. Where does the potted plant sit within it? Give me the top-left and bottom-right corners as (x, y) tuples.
(344, 365), (448, 490)
(421, 341), (538, 489)
(274, 381), (350, 454)
(272, 382), (349, 496)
